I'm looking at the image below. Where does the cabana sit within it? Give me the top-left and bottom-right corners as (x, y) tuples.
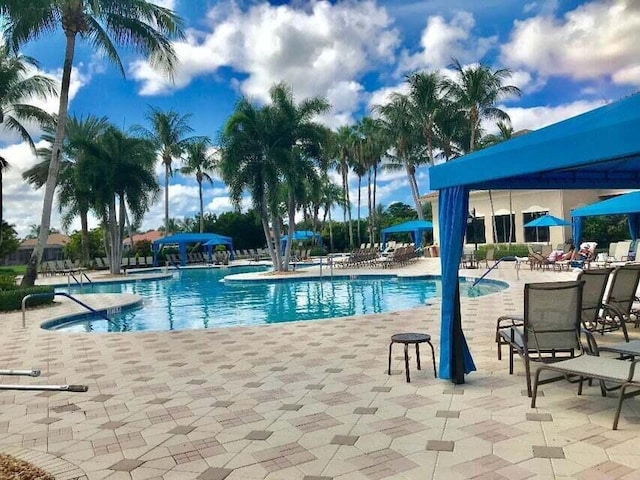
(280, 230), (322, 252)
(428, 93), (640, 384)
(571, 190), (640, 241)
(381, 220), (433, 248)
(152, 233), (234, 266)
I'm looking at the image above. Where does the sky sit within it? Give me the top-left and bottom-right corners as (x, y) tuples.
(2, 0), (639, 238)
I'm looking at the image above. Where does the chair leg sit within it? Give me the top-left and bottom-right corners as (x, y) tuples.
(531, 367), (543, 408)
(508, 346), (514, 375)
(388, 343), (393, 375)
(613, 384), (628, 430)
(425, 341), (437, 378)
(415, 344), (421, 370)
(524, 356), (532, 398)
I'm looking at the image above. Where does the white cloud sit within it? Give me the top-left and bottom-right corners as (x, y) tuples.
(502, 0), (640, 86)
(397, 11), (498, 74)
(151, 0), (176, 9)
(130, 0), (400, 126)
(501, 99), (606, 132)
(367, 82), (409, 113)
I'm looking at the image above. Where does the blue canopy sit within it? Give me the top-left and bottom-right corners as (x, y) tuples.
(152, 232), (234, 266)
(523, 214), (571, 228)
(280, 230), (322, 251)
(381, 220), (433, 248)
(571, 191), (640, 241)
(428, 93), (640, 384)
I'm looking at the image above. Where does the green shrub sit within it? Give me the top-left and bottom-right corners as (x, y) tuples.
(475, 244), (530, 260)
(0, 274), (17, 290)
(309, 246), (327, 257)
(0, 286), (55, 312)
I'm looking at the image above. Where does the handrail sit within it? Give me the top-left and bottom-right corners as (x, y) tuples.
(22, 292), (116, 328)
(166, 260), (181, 270)
(472, 256), (517, 287)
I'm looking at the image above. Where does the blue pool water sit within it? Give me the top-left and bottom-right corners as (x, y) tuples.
(49, 267), (506, 333)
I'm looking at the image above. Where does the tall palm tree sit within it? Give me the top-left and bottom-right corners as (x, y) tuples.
(333, 126), (356, 248)
(180, 138), (216, 233)
(406, 70), (443, 166)
(0, 155), (7, 228)
(135, 107), (196, 239)
(1, 0), (183, 286)
(375, 94), (425, 220)
(0, 44), (56, 150)
(444, 59), (521, 242)
(23, 115), (110, 266)
(79, 126), (159, 273)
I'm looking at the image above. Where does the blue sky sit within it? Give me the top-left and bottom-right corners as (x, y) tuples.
(2, 0), (639, 237)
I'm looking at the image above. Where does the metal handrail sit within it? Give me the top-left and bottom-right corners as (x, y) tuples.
(22, 292), (116, 328)
(472, 256), (517, 287)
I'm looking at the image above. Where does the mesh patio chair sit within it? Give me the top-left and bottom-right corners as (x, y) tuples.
(531, 330), (640, 430)
(499, 280), (584, 397)
(592, 264), (640, 341)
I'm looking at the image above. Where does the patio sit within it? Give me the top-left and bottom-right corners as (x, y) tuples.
(1, 259), (639, 480)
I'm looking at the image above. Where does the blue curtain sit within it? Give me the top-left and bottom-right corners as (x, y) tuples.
(628, 214), (640, 241)
(438, 186), (476, 381)
(572, 217), (582, 245)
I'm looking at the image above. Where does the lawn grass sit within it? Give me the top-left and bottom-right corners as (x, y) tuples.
(0, 265), (26, 276)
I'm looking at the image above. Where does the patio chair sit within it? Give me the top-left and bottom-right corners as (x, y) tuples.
(591, 264), (640, 341)
(499, 280), (584, 397)
(531, 330), (640, 430)
(484, 248), (496, 269)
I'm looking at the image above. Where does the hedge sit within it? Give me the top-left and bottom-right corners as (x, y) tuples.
(0, 286), (55, 312)
(474, 244), (530, 260)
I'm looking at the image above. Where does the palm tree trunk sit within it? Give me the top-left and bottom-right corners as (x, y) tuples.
(357, 176), (362, 246)
(372, 165), (378, 238)
(108, 199), (120, 274)
(404, 158), (424, 221)
(80, 210), (90, 267)
(488, 190), (499, 243)
(261, 207), (276, 265)
(328, 206), (334, 253)
(344, 170), (353, 248)
(282, 193), (296, 271)
(198, 179), (204, 233)
(22, 32), (77, 287)
(367, 168), (373, 243)
(164, 160), (170, 237)
(272, 216), (284, 271)
(124, 207), (135, 253)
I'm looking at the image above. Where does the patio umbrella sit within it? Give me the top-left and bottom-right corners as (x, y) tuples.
(523, 214), (571, 243)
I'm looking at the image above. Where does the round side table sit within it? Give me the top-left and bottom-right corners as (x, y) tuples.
(388, 333), (437, 383)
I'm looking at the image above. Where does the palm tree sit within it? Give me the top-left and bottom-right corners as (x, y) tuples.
(1, 0), (183, 286)
(0, 155), (7, 227)
(23, 115), (110, 266)
(319, 175), (344, 253)
(0, 44), (56, 149)
(333, 126), (356, 248)
(406, 70), (443, 166)
(79, 126), (159, 273)
(180, 138), (216, 233)
(444, 59), (521, 242)
(134, 107), (196, 239)
(375, 94), (425, 220)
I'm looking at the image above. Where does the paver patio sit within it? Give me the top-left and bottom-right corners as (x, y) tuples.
(1, 259), (639, 479)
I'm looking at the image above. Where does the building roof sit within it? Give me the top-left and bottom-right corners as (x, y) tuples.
(123, 230), (162, 244)
(19, 233), (70, 249)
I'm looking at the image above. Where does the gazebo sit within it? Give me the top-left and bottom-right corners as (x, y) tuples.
(381, 220), (433, 248)
(152, 233), (234, 266)
(571, 190), (640, 241)
(428, 93), (640, 384)
(280, 231), (322, 252)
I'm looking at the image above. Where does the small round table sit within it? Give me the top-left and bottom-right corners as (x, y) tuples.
(388, 333), (437, 383)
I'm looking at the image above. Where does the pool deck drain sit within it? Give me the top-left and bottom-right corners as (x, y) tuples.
(1, 258), (639, 479)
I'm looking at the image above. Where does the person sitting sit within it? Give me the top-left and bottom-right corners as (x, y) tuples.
(559, 244), (575, 261)
(547, 250), (564, 262)
(576, 242), (592, 260)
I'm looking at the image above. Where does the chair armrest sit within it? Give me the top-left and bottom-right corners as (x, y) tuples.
(627, 359), (640, 382)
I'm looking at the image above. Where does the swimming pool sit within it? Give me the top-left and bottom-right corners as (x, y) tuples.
(48, 267), (507, 332)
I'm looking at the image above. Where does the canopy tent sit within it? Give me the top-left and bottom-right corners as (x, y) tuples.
(571, 191), (640, 241)
(428, 93), (640, 384)
(152, 233), (234, 266)
(381, 220), (433, 248)
(280, 231), (322, 252)
(523, 214), (571, 243)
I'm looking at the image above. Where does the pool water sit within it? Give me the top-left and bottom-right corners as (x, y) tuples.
(51, 267), (506, 333)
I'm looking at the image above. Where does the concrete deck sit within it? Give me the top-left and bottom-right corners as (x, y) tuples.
(1, 259), (639, 480)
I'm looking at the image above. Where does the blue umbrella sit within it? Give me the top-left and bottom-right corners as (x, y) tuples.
(524, 214), (571, 243)
(524, 214), (571, 228)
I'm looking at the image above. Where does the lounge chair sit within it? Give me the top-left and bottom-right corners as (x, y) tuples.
(483, 248), (496, 269)
(591, 264), (640, 341)
(498, 280), (584, 397)
(531, 331), (640, 430)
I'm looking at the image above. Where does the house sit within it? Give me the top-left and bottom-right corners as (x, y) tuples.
(422, 189), (632, 247)
(122, 230), (162, 249)
(2, 233), (71, 266)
